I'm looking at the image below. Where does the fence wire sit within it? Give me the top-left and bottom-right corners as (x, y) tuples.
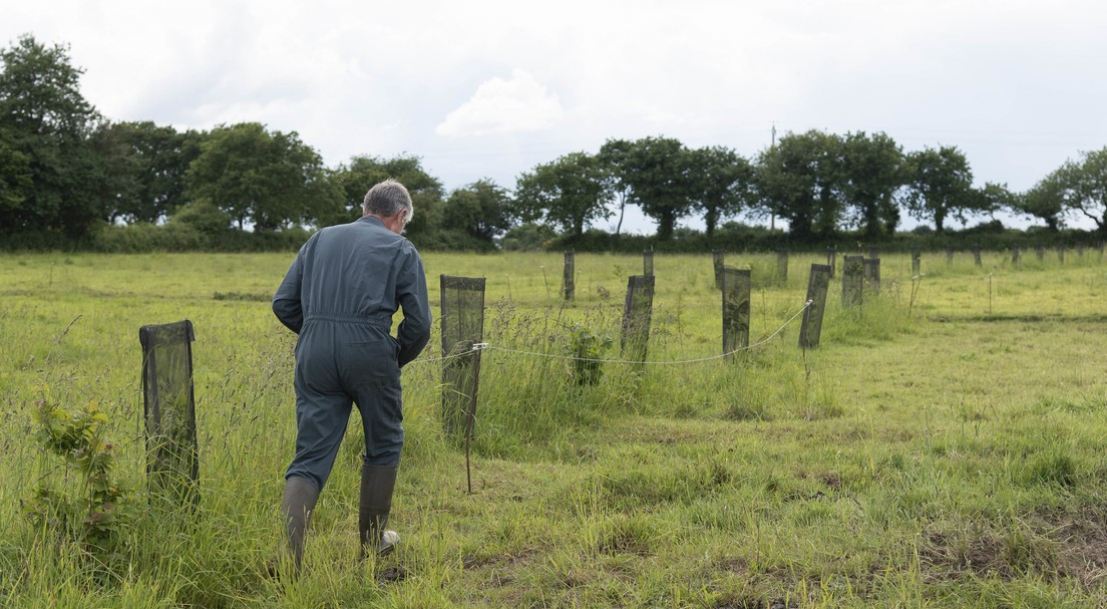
(406, 300), (812, 367)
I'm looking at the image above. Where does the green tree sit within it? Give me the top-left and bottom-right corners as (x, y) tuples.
(0, 34), (104, 237)
(330, 154), (445, 236)
(841, 131), (905, 237)
(1017, 172), (1066, 231)
(185, 122), (340, 232)
(0, 127), (32, 214)
(752, 130), (845, 240)
(904, 146), (980, 233)
(90, 121), (204, 224)
(1055, 148), (1107, 234)
(88, 120), (142, 224)
(619, 136), (693, 241)
(514, 151), (612, 238)
(976, 182), (1017, 219)
(596, 138), (633, 235)
(686, 145), (752, 239)
(442, 179), (514, 243)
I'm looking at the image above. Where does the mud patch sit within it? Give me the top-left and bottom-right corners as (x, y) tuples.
(921, 508), (1107, 585)
(716, 598), (798, 609)
(1035, 507), (1107, 586)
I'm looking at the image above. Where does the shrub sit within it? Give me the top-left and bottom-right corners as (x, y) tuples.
(169, 198), (232, 235)
(500, 222), (558, 251)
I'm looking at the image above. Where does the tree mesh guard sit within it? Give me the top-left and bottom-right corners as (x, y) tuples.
(562, 250), (575, 301)
(621, 275), (655, 363)
(843, 255), (864, 308)
(721, 267), (751, 360)
(712, 249), (725, 289)
(776, 249), (789, 285)
(643, 250), (654, 277)
(440, 275), (485, 443)
(139, 320), (199, 506)
(800, 264), (832, 349)
(863, 257), (881, 293)
(826, 247), (837, 278)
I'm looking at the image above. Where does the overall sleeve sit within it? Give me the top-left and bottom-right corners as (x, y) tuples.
(394, 245), (432, 368)
(272, 251), (305, 334)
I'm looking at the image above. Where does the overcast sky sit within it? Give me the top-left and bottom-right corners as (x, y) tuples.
(4, 0), (1105, 232)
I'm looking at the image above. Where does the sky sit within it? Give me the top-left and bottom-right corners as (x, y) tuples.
(4, 0), (1106, 233)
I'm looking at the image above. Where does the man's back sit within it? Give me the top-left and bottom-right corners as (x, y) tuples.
(297, 216), (412, 323)
(273, 215), (431, 366)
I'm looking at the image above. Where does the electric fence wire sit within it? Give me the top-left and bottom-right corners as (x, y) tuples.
(406, 300), (813, 367)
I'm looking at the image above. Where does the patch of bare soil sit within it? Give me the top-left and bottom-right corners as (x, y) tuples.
(920, 507), (1107, 586)
(1036, 507), (1107, 586)
(716, 598), (798, 609)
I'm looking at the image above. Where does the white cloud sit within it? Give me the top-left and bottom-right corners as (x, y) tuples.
(435, 69), (564, 137)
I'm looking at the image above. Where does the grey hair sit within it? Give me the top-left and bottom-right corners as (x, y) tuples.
(362, 179), (414, 223)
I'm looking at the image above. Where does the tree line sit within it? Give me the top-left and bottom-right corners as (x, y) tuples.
(2, 34), (1105, 253)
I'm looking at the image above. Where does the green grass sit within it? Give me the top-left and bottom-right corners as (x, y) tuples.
(1, 250), (1106, 607)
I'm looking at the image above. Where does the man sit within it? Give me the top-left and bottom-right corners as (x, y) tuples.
(272, 179), (431, 572)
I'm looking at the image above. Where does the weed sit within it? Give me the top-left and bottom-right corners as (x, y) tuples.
(25, 394), (134, 562)
(563, 323), (613, 386)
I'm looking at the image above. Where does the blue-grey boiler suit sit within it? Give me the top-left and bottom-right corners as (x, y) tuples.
(272, 216), (431, 492)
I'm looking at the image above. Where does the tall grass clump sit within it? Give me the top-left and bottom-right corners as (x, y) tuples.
(822, 288), (917, 345)
(447, 300), (632, 460)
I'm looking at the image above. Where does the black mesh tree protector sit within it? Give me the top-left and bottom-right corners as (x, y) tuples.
(562, 250), (575, 301)
(843, 255), (864, 308)
(946, 246), (955, 265)
(868, 247), (879, 260)
(643, 249), (654, 277)
(863, 257), (881, 293)
(827, 247), (837, 278)
(1077, 243), (1085, 258)
(1012, 246), (1021, 265)
(139, 320), (199, 506)
(440, 275), (486, 443)
(1035, 245), (1044, 261)
(973, 245), (983, 266)
(799, 264), (831, 349)
(1057, 243), (1066, 264)
(721, 267), (751, 361)
(776, 249), (789, 285)
(911, 249), (921, 275)
(712, 249), (725, 289)
(621, 275), (655, 363)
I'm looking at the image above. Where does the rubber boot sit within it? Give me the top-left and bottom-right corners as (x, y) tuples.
(280, 475), (320, 574)
(359, 461), (399, 559)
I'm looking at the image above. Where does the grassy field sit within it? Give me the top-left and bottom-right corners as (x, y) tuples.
(1, 248), (1106, 608)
